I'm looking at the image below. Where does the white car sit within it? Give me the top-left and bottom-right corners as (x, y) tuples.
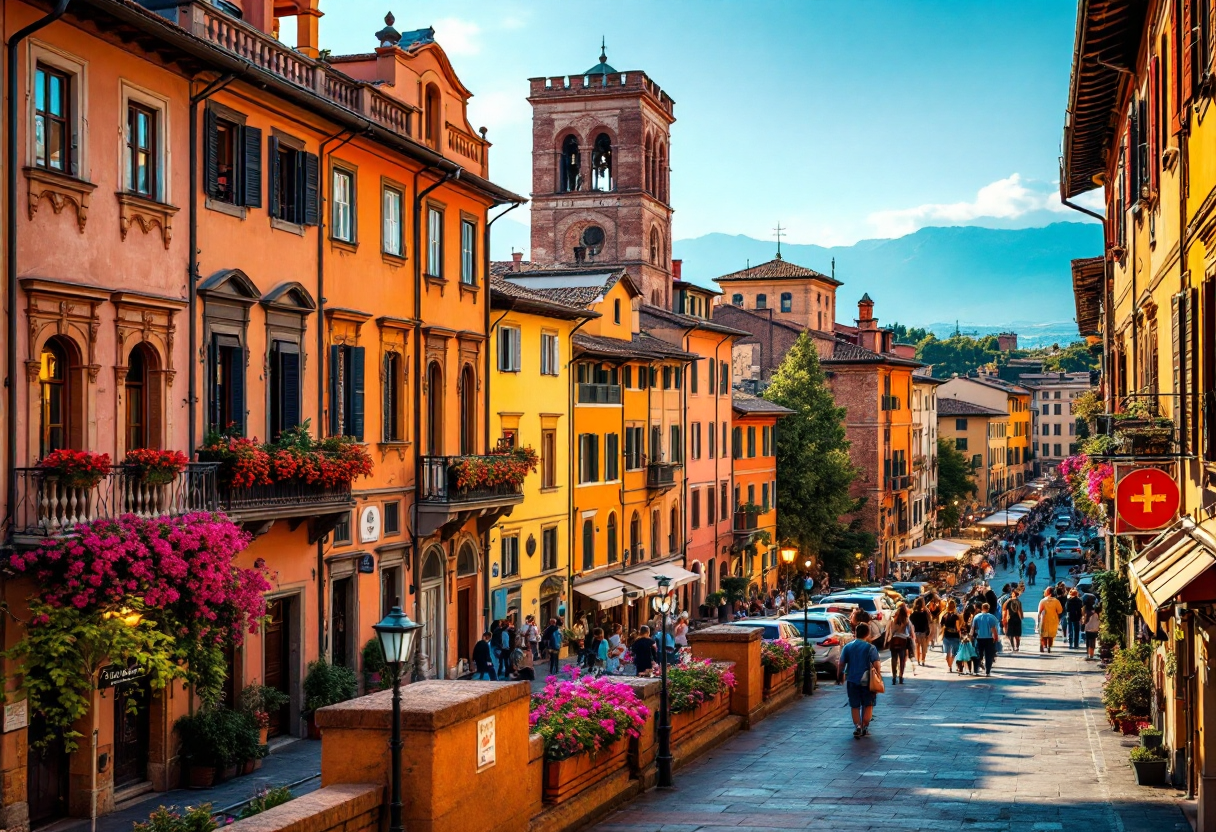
(1054, 536), (1085, 564)
(727, 618), (804, 646)
(779, 611), (855, 678)
(818, 592), (897, 647)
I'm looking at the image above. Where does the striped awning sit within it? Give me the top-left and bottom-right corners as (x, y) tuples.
(1128, 517), (1216, 620)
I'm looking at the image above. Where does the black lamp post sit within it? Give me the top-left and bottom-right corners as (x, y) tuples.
(652, 575), (674, 789)
(374, 606), (423, 832)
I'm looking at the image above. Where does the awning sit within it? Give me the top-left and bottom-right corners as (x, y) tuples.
(573, 576), (627, 608)
(1128, 518), (1216, 619)
(617, 564), (700, 594)
(898, 539), (973, 563)
(975, 510), (1025, 528)
(1012, 501), (1038, 511)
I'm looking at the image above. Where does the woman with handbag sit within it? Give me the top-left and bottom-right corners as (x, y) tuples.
(1003, 590), (1024, 652)
(836, 622), (882, 739)
(888, 603), (913, 684)
(940, 599), (963, 673)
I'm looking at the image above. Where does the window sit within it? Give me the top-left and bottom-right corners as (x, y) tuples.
(691, 489), (701, 529)
(708, 424), (716, 459)
(650, 424), (662, 461)
(708, 359), (716, 394)
(333, 511), (352, 545)
(638, 364), (648, 389)
(124, 345), (152, 450)
(379, 186), (405, 256)
(328, 344), (365, 440)
(205, 107), (261, 208)
(542, 429), (557, 488)
(624, 426), (644, 470)
(591, 132), (612, 191)
(623, 365), (633, 389)
(424, 84), (441, 148)
(747, 426), (756, 458)
(690, 422), (702, 459)
(669, 504), (680, 552)
(34, 65), (71, 172)
(126, 103), (158, 197)
(459, 365), (477, 456)
(607, 513), (618, 563)
(582, 519), (595, 570)
(1054, 443), (1062, 457)
(662, 366), (672, 389)
(1069, 422), (1076, 436)
(542, 527), (558, 571)
(383, 351), (404, 442)
(501, 536), (519, 578)
(461, 219), (477, 285)
(720, 481), (729, 520)
(955, 418), (968, 430)
(706, 485), (716, 526)
(208, 334), (245, 435)
(330, 167), (355, 242)
(540, 332), (560, 376)
(722, 421), (728, 456)
(559, 135), (580, 192)
(270, 137), (318, 225)
(732, 426), (742, 459)
(732, 294), (743, 307)
(690, 362), (698, 394)
(1053, 423), (1062, 436)
(605, 433), (620, 480)
(578, 434), (599, 483)
(756, 294), (767, 310)
(673, 366), (682, 390)
(1053, 403), (1061, 415)
(613, 298), (621, 324)
(498, 326), (521, 372)
(269, 340), (302, 439)
(955, 437), (968, 451)
(651, 510), (661, 558)
(762, 482), (770, 511)
(780, 292), (792, 313)
(39, 338), (72, 457)
(720, 361), (729, 392)
(762, 425), (772, 456)
(383, 501), (400, 536)
(380, 564), (403, 616)
(670, 424), (682, 462)
(427, 207), (443, 276)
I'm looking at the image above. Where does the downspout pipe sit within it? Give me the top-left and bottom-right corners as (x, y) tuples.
(710, 331), (732, 578)
(7, 0), (71, 527)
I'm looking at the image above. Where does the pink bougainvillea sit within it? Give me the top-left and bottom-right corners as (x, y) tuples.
(1059, 454), (1089, 486)
(1087, 462), (1114, 504)
(529, 671), (650, 760)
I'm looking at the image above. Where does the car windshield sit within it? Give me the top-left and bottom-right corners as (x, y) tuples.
(1057, 538), (1080, 547)
(830, 596), (877, 612)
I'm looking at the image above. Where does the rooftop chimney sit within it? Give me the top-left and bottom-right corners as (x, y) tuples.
(672, 259), (682, 281)
(856, 293), (880, 352)
(511, 251), (523, 272)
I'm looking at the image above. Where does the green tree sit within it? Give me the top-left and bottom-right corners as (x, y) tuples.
(1040, 341), (1099, 373)
(763, 333), (865, 581)
(888, 322), (931, 345)
(936, 436), (978, 530)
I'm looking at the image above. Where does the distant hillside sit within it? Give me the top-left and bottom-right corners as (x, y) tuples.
(671, 222), (1103, 329)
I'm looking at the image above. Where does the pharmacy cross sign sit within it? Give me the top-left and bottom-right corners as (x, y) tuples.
(1115, 467), (1180, 531)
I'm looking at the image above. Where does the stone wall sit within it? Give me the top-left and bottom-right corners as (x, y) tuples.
(223, 784), (380, 832)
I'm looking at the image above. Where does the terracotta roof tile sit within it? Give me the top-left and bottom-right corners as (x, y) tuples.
(712, 256), (842, 286)
(732, 391), (794, 415)
(937, 397), (1008, 417)
(824, 340), (923, 367)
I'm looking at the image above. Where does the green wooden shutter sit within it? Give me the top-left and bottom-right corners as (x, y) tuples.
(303, 152), (320, 226)
(280, 347), (301, 431)
(350, 346), (365, 441)
(267, 136), (280, 218)
(243, 126), (262, 208)
(204, 107), (219, 198)
(329, 344), (342, 436)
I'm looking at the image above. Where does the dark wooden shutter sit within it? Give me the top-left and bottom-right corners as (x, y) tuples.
(350, 346), (365, 441)
(207, 337), (219, 432)
(243, 126), (262, 208)
(329, 344), (342, 436)
(1183, 0), (1196, 107)
(303, 152), (320, 226)
(204, 107), (219, 199)
(280, 348), (301, 431)
(229, 344), (245, 435)
(267, 136), (280, 218)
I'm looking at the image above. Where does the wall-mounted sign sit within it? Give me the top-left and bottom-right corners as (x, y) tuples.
(1115, 466), (1180, 534)
(477, 715), (496, 770)
(99, 664), (148, 689)
(359, 506), (382, 544)
(3, 700), (27, 733)
(358, 554), (376, 574)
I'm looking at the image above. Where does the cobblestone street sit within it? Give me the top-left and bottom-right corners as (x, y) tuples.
(593, 622), (1190, 832)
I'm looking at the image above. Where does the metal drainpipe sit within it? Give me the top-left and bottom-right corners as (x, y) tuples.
(710, 331), (731, 583)
(6, 0), (71, 528)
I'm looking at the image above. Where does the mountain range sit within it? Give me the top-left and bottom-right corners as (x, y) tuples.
(489, 220), (1103, 345)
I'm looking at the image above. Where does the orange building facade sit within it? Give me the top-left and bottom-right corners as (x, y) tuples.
(730, 393), (792, 595)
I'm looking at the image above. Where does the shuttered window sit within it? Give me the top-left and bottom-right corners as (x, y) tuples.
(329, 344), (365, 441)
(268, 136), (318, 225)
(498, 326), (522, 372)
(383, 351), (404, 442)
(331, 168), (355, 242)
(427, 207), (443, 276)
(540, 332), (559, 376)
(208, 334), (245, 435)
(269, 340), (301, 439)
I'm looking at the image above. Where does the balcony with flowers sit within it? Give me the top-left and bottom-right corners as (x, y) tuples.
(417, 446), (533, 537)
(10, 449), (218, 546)
(1078, 391), (1180, 461)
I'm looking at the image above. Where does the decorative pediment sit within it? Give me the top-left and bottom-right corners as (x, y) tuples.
(198, 269), (261, 305)
(25, 166), (96, 233)
(111, 291), (185, 386)
(116, 192), (180, 249)
(261, 281), (317, 313)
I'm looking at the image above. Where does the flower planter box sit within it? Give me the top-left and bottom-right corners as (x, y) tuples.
(671, 688), (730, 745)
(186, 765), (216, 789)
(1132, 759), (1168, 786)
(542, 736), (628, 804)
(1141, 733), (1163, 750)
(1119, 717), (1148, 736)
(763, 666), (796, 699)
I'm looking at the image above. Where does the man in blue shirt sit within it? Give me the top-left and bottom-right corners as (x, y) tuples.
(971, 603), (1000, 676)
(836, 622), (881, 739)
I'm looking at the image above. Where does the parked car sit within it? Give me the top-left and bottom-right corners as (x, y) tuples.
(1054, 514), (1073, 531)
(1071, 572), (1101, 608)
(1054, 536), (1085, 564)
(807, 601), (860, 619)
(890, 581), (929, 600)
(818, 592), (897, 647)
(727, 618), (804, 645)
(779, 612), (855, 678)
(858, 584), (907, 605)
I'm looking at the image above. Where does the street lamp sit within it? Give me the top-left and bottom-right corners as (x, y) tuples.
(374, 606), (423, 832)
(652, 575), (674, 789)
(779, 547), (796, 602)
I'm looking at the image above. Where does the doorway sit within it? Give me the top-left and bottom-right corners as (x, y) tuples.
(330, 576), (354, 669)
(419, 549), (445, 679)
(27, 715), (68, 828)
(457, 588), (471, 662)
(264, 596), (294, 737)
(112, 678), (150, 789)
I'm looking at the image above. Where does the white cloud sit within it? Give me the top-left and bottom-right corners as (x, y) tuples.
(432, 17), (482, 56)
(866, 174), (1072, 238)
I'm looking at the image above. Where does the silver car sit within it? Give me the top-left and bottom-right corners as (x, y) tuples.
(819, 592), (897, 647)
(779, 612), (854, 678)
(726, 618), (804, 646)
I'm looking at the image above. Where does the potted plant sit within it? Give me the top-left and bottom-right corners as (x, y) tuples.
(760, 639), (799, 696)
(1140, 726), (1164, 750)
(302, 660), (357, 739)
(362, 637), (389, 691)
(450, 446), (538, 493)
(175, 708), (232, 788)
(134, 803), (219, 832)
(37, 449), (111, 490)
(238, 683), (290, 746)
(1130, 745), (1168, 786)
(123, 449), (189, 486)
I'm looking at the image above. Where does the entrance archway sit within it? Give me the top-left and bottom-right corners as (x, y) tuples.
(419, 548), (446, 679)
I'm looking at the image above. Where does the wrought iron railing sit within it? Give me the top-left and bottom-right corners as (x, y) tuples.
(418, 456), (525, 503)
(219, 479), (352, 514)
(577, 383), (621, 404)
(646, 462), (680, 489)
(11, 463), (219, 538)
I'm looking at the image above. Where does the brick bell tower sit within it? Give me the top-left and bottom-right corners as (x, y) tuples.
(527, 43), (676, 308)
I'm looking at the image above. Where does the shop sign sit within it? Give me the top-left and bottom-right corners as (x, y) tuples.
(477, 715), (496, 770)
(3, 700), (27, 733)
(1115, 466), (1180, 533)
(99, 664), (148, 689)
(358, 554), (375, 574)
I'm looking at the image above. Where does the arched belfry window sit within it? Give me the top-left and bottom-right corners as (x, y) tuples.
(649, 228), (659, 265)
(658, 142), (668, 202)
(559, 135), (581, 193)
(591, 133), (613, 191)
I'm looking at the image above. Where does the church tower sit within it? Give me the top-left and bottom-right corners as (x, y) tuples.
(527, 45), (676, 308)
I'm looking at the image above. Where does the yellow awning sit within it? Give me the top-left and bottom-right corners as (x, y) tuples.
(1128, 518), (1216, 618)
(573, 576), (628, 608)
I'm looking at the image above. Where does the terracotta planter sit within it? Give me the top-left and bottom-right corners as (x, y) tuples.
(258, 727), (269, 746)
(242, 759), (256, 776)
(221, 762), (239, 781)
(763, 666), (796, 699)
(542, 737), (628, 804)
(187, 765), (216, 789)
(671, 688), (729, 745)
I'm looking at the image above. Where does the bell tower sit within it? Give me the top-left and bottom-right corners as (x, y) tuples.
(527, 45), (676, 308)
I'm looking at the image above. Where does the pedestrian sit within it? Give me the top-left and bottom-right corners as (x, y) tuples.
(489, 619), (504, 673)
(850, 605), (874, 641)
(471, 631), (497, 680)
(1037, 587), (1064, 653)
(1026, 560), (1037, 586)
(910, 597), (930, 666)
(888, 602), (912, 684)
(926, 594), (941, 649)
(499, 620), (517, 677)
(512, 638), (535, 681)
(606, 623), (625, 674)
(588, 627), (608, 675)
(1082, 601), (1101, 660)
(632, 625), (656, 676)
(940, 598), (963, 673)
(524, 614), (541, 659)
(674, 611), (690, 650)
(1003, 590), (1024, 652)
(1064, 589), (1084, 649)
(542, 617), (562, 675)
(836, 622), (881, 739)
(971, 602), (1000, 676)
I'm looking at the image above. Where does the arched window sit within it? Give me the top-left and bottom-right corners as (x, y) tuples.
(459, 364), (477, 455)
(591, 132), (612, 191)
(607, 513), (618, 563)
(780, 292), (793, 313)
(456, 543), (478, 576)
(756, 294), (767, 310)
(424, 84), (441, 149)
(422, 548), (444, 581)
(651, 510), (661, 559)
(582, 519), (595, 570)
(643, 133), (652, 193)
(629, 511), (641, 562)
(657, 142), (667, 202)
(732, 294), (743, 307)
(718, 559), (728, 591)
(125, 343), (160, 450)
(39, 337), (73, 457)
(649, 228), (659, 265)
(426, 361), (443, 455)
(559, 134), (580, 193)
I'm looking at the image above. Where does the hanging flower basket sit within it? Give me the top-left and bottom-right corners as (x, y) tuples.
(37, 449), (110, 490)
(124, 449), (188, 486)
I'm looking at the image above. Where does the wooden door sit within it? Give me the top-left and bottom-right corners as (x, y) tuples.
(264, 597), (292, 737)
(331, 577), (351, 668)
(27, 716), (68, 828)
(112, 679), (149, 789)
(457, 588), (471, 664)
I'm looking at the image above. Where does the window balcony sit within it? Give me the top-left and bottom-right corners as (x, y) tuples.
(733, 510), (760, 535)
(577, 383), (621, 404)
(219, 479), (355, 528)
(646, 461), (680, 492)
(884, 474), (912, 491)
(417, 455), (525, 538)
(10, 463), (219, 545)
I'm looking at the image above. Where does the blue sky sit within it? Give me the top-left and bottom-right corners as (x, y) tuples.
(288, 1), (1100, 248)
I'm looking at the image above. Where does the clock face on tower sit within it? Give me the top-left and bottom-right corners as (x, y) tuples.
(581, 225), (605, 255)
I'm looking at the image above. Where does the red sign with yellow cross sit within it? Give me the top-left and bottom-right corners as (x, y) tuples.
(1114, 467), (1180, 532)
